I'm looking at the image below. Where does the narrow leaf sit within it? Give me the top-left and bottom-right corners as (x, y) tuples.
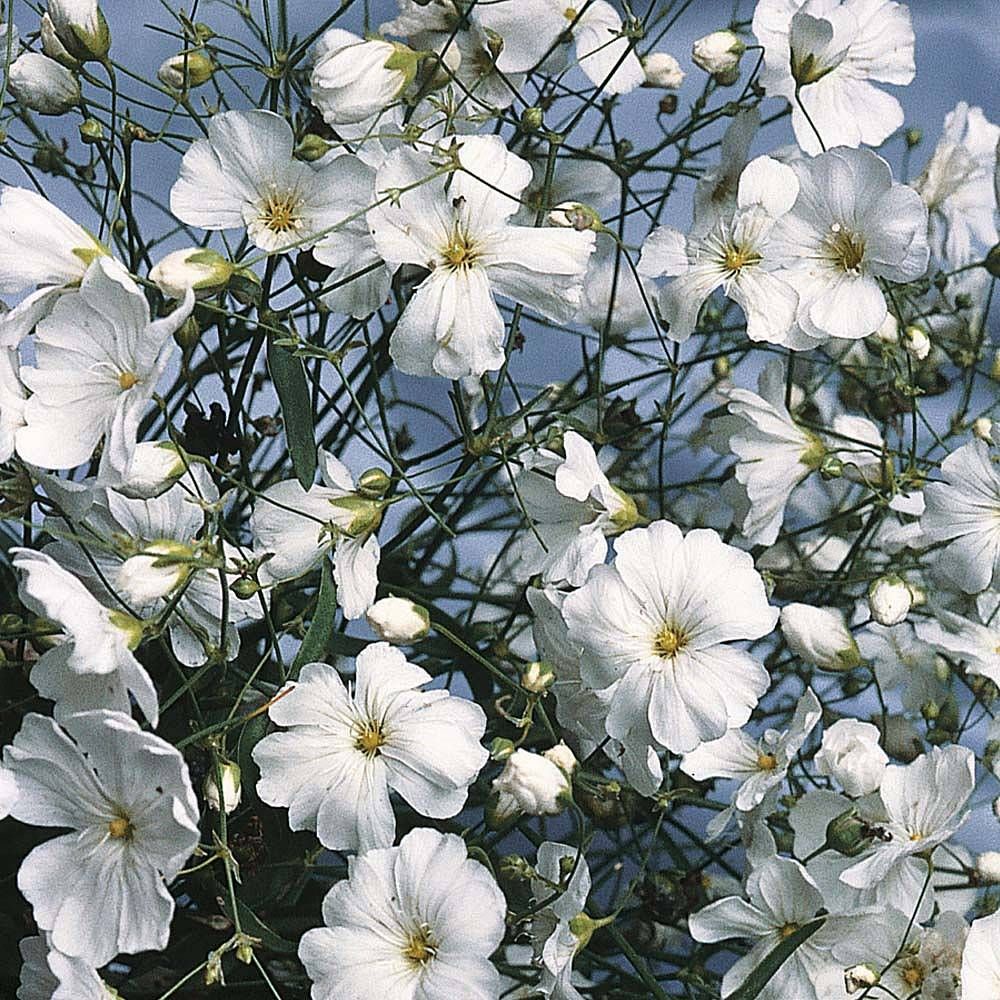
(267, 339), (316, 489)
(727, 917), (825, 1000)
(290, 561), (337, 679)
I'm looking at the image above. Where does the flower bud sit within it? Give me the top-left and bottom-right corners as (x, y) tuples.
(40, 13), (77, 67)
(357, 467), (391, 498)
(47, 0), (111, 63)
(994, 796), (1000, 822)
(8, 53), (80, 115)
(844, 964), (880, 993)
(311, 29), (417, 125)
(814, 719), (888, 796)
(641, 52), (685, 89)
(491, 748), (570, 820)
(204, 761), (241, 813)
(868, 574), (912, 626)
(157, 50), (214, 90)
(780, 603), (862, 671)
(521, 106), (544, 131)
(521, 660), (556, 693)
(294, 133), (333, 162)
(985, 243), (1000, 280)
(692, 30), (745, 77)
(824, 808), (876, 857)
(327, 494), (385, 537)
(150, 248), (234, 301)
(107, 609), (144, 651)
(548, 201), (603, 232)
(78, 116), (103, 143)
(873, 312), (899, 345)
(902, 323), (931, 361)
(116, 441), (188, 499)
(116, 540), (193, 605)
(975, 850), (1000, 884)
(542, 741), (578, 776)
(365, 596), (430, 643)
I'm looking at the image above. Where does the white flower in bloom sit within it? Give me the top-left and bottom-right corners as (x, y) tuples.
(365, 596), (430, 643)
(916, 102), (999, 267)
(689, 854), (843, 1000)
(510, 430), (638, 587)
(0, 186), (109, 346)
(639, 155), (801, 345)
(17, 934), (111, 1000)
(562, 520), (777, 755)
(253, 643), (487, 852)
(12, 548), (158, 726)
(692, 108), (760, 234)
(771, 147), (929, 343)
(962, 910), (1000, 997)
(8, 52), (80, 115)
(16, 258), (193, 478)
(44, 466), (263, 668)
(780, 603), (862, 671)
(574, 242), (654, 337)
(492, 748), (570, 820)
(251, 450), (385, 619)
(681, 687), (820, 837)
(710, 360), (824, 545)
(475, 0), (644, 95)
(921, 439), (1000, 594)
(529, 842), (593, 1000)
(170, 109), (363, 254)
(642, 52), (685, 89)
(0, 345), (26, 463)
(857, 620), (945, 714)
(841, 745), (975, 890)
(752, 0), (915, 155)
(915, 604), (1000, 688)
(368, 134), (595, 378)
(3, 710), (199, 967)
(298, 827), (506, 1000)
(814, 719), (888, 796)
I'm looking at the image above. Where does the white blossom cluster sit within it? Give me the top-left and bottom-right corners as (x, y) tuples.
(0, 0), (999, 998)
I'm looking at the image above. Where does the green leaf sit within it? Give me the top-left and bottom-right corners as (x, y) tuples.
(727, 917), (825, 1000)
(290, 561), (337, 679)
(221, 897), (298, 955)
(267, 339), (316, 489)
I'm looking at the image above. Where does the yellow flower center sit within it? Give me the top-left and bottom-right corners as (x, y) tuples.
(118, 371), (139, 390)
(901, 961), (924, 987)
(108, 815), (134, 841)
(354, 718), (387, 757)
(402, 924), (437, 967)
(653, 623), (688, 659)
(564, 6), (579, 19)
(824, 222), (866, 273)
(779, 922), (799, 939)
(440, 227), (479, 270)
(722, 244), (762, 274)
(756, 752), (778, 771)
(260, 190), (302, 234)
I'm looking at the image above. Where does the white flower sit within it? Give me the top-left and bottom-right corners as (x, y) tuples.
(3, 710), (199, 967)
(840, 745), (975, 890)
(366, 596), (430, 643)
(574, 242), (654, 336)
(780, 603), (862, 671)
(916, 102), (999, 267)
(16, 257), (193, 478)
(689, 854), (842, 1000)
(562, 520), (777, 755)
(529, 842), (593, 1000)
(857, 620), (944, 714)
(109, 440), (187, 499)
(170, 109), (367, 254)
(12, 547), (158, 726)
(903, 322), (931, 360)
(8, 52), (80, 115)
(251, 450), (385, 619)
(691, 30), (745, 76)
(17, 934), (111, 1000)
(642, 52), (685, 88)
(475, 0), (644, 95)
(148, 247), (234, 300)
(46, 0), (110, 63)
(298, 827), (506, 1000)
(0, 346), (26, 462)
(752, 0), (915, 155)
(814, 719), (888, 796)
(914, 604), (1000, 688)
(311, 29), (416, 125)
(770, 147), (929, 343)
(975, 851), (1000, 884)
(509, 430), (638, 587)
(639, 155), (801, 345)
(543, 742), (579, 776)
(962, 910), (1000, 998)
(253, 643), (487, 852)
(492, 748), (571, 820)
(681, 687), (821, 837)
(0, 765), (17, 819)
(368, 134), (595, 378)
(0, 186), (109, 346)
(868, 574), (912, 626)
(710, 359), (823, 545)
(921, 439), (1000, 594)
(692, 108), (760, 234)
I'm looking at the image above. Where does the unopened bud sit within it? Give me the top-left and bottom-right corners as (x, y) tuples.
(548, 201), (603, 232)
(157, 50), (214, 90)
(116, 540), (194, 605)
(824, 808), (876, 857)
(712, 355), (731, 379)
(974, 417), (994, 441)
(902, 324), (931, 361)
(691, 30), (745, 77)
(844, 964), (880, 992)
(522, 660), (556, 693)
(294, 133), (332, 162)
(975, 850), (1000, 883)
(150, 248), (235, 301)
(204, 760), (241, 813)
(819, 455), (844, 480)
(365, 596), (430, 643)
(490, 737), (516, 761)
(868, 575), (912, 626)
(231, 577), (261, 600)
(8, 53), (80, 115)
(174, 314), (201, 351)
(47, 0), (111, 63)
(522, 106), (544, 131)
(357, 466), (391, 498)
(542, 741), (578, 776)
(984, 244), (1000, 279)
(79, 116), (103, 144)
(641, 52), (685, 89)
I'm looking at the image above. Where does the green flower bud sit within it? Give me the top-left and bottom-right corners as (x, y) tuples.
(295, 133), (333, 162)
(357, 466), (391, 498)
